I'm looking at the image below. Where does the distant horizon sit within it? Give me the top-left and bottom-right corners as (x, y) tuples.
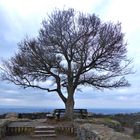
(1, 106), (140, 115)
(1, 105), (140, 109)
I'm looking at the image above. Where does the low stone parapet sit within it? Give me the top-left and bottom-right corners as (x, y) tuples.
(56, 125), (75, 135)
(0, 119), (10, 139)
(74, 118), (123, 132)
(76, 123), (134, 140)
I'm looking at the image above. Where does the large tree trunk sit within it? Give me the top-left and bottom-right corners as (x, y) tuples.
(65, 95), (75, 120)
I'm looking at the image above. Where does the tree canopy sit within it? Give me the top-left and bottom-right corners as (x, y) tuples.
(0, 9), (132, 119)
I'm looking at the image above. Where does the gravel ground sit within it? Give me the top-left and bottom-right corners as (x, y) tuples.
(3, 135), (76, 140)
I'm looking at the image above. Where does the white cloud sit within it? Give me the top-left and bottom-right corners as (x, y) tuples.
(0, 98), (20, 105)
(39, 80), (54, 87)
(4, 98), (19, 102)
(99, 0), (140, 59)
(75, 96), (140, 108)
(101, 0), (140, 33)
(5, 90), (18, 94)
(0, 0), (103, 15)
(0, 0), (105, 51)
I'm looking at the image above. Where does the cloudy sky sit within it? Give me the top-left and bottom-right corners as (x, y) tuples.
(0, 0), (140, 109)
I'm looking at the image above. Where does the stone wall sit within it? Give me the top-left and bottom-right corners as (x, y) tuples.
(6, 127), (34, 136)
(133, 121), (140, 139)
(56, 125), (75, 135)
(76, 123), (134, 140)
(0, 120), (9, 139)
(74, 118), (123, 132)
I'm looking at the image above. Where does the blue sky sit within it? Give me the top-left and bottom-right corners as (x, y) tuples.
(0, 0), (140, 108)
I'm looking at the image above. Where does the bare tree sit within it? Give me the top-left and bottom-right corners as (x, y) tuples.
(0, 9), (132, 119)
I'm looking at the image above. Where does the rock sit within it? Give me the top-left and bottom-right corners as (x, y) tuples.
(5, 113), (18, 120)
(102, 118), (123, 132)
(133, 121), (140, 136)
(76, 123), (134, 140)
(74, 118), (123, 132)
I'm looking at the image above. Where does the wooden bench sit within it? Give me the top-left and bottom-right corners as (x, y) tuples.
(53, 109), (88, 119)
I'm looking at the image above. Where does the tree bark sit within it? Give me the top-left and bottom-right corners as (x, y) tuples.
(65, 95), (75, 120)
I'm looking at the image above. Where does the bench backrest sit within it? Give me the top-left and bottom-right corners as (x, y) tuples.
(53, 109), (87, 118)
